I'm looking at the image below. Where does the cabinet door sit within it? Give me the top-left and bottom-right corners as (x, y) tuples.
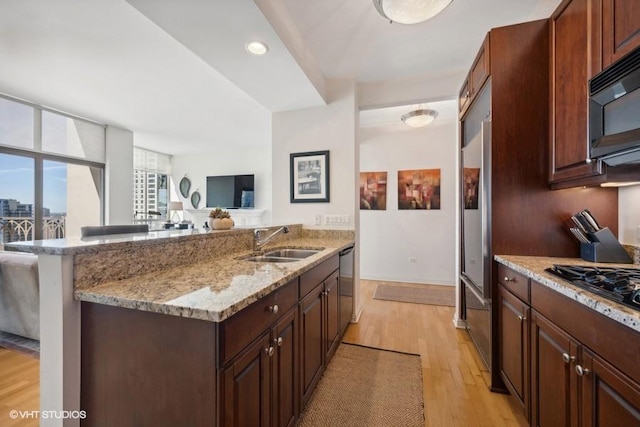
(272, 308), (298, 427)
(299, 284), (324, 408)
(531, 311), (579, 427)
(470, 33), (490, 99)
(498, 286), (529, 413)
(221, 332), (272, 427)
(602, 0), (640, 67)
(579, 348), (640, 427)
(550, 0), (604, 184)
(324, 271), (340, 365)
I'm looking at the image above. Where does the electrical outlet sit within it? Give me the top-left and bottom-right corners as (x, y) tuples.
(314, 215), (322, 226)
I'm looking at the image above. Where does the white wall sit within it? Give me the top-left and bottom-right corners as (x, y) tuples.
(359, 103), (458, 286)
(105, 126), (133, 225)
(271, 79), (357, 226)
(171, 145), (273, 225)
(619, 185), (640, 245)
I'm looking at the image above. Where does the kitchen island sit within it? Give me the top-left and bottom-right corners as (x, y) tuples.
(494, 255), (640, 426)
(6, 225), (355, 427)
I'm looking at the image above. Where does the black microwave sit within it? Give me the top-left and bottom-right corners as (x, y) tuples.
(589, 46), (640, 166)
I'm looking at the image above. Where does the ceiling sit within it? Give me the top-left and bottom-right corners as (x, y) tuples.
(0, 0), (560, 155)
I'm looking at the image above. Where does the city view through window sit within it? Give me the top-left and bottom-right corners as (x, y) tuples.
(0, 96), (104, 245)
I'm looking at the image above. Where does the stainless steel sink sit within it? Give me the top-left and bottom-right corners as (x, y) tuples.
(240, 248), (322, 263)
(263, 249), (321, 259)
(241, 256), (299, 263)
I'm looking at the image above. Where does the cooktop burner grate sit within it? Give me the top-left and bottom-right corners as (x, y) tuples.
(546, 265), (640, 311)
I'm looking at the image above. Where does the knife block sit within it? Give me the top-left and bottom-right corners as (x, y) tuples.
(580, 227), (633, 263)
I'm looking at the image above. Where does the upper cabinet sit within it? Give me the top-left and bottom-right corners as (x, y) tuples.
(459, 34), (490, 118)
(549, 0), (604, 186)
(549, 0), (640, 188)
(602, 0), (640, 67)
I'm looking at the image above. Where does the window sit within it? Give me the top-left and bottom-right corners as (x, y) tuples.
(0, 96), (105, 243)
(133, 147), (171, 228)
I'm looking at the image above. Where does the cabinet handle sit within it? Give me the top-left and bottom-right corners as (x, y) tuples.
(269, 304), (279, 314)
(562, 352), (576, 364)
(517, 315), (527, 322)
(504, 277), (515, 283)
(575, 365), (590, 377)
(265, 346), (274, 357)
(466, 90), (471, 98)
(275, 337), (283, 347)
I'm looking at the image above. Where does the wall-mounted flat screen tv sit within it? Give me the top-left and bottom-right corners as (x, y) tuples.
(206, 174), (254, 208)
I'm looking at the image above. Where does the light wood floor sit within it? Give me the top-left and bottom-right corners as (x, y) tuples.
(344, 280), (527, 427)
(0, 347), (39, 427)
(0, 279), (526, 427)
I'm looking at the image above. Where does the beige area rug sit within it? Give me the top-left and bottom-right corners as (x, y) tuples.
(373, 283), (455, 306)
(297, 343), (424, 427)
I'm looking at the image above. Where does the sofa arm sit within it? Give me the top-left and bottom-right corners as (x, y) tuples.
(0, 252), (39, 340)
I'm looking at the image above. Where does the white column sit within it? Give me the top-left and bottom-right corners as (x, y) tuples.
(105, 126), (134, 225)
(38, 254), (80, 427)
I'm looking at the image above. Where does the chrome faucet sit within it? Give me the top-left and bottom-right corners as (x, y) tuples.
(253, 226), (290, 251)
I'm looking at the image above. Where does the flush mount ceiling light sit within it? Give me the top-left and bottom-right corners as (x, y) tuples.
(401, 107), (438, 128)
(373, 0), (453, 24)
(245, 41), (269, 55)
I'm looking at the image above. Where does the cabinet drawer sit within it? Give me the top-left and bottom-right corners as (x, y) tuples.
(497, 264), (529, 302)
(220, 278), (298, 366)
(299, 254), (339, 298)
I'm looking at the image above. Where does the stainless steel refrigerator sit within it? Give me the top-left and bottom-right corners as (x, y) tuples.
(461, 82), (492, 369)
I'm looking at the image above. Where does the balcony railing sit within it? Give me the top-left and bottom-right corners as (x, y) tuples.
(0, 216), (65, 243)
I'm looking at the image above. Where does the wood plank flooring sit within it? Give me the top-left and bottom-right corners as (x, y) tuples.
(0, 348), (39, 427)
(344, 280), (527, 427)
(0, 279), (527, 426)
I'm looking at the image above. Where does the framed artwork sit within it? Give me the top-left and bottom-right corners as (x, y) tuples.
(359, 172), (387, 210)
(398, 169), (441, 210)
(290, 150), (330, 203)
(463, 168), (480, 209)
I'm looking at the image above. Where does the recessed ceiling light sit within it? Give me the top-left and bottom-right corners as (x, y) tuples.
(245, 41), (269, 55)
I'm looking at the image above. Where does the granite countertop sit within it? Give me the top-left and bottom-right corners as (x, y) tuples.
(4, 227), (246, 255)
(75, 236), (354, 323)
(495, 255), (640, 333)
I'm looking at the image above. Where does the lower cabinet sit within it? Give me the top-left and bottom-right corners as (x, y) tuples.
(299, 269), (340, 408)
(498, 285), (530, 414)
(220, 308), (298, 427)
(530, 310), (578, 427)
(220, 331), (273, 427)
(580, 348), (640, 427)
(531, 309), (640, 427)
(498, 265), (640, 427)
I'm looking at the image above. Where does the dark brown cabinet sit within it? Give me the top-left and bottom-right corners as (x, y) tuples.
(548, 0), (640, 188)
(221, 331), (272, 427)
(80, 253), (348, 427)
(218, 279), (298, 426)
(530, 311), (577, 427)
(498, 284), (530, 414)
(497, 266), (640, 426)
(531, 310), (640, 427)
(549, 0), (604, 186)
(299, 282), (324, 407)
(580, 348), (640, 427)
(602, 0), (640, 67)
(272, 309), (298, 427)
(528, 278), (640, 426)
(299, 267), (340, 408)
(458, 33), (490, 118)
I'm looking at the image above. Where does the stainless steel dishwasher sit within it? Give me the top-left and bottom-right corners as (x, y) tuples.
(339, 245), (355, 335)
